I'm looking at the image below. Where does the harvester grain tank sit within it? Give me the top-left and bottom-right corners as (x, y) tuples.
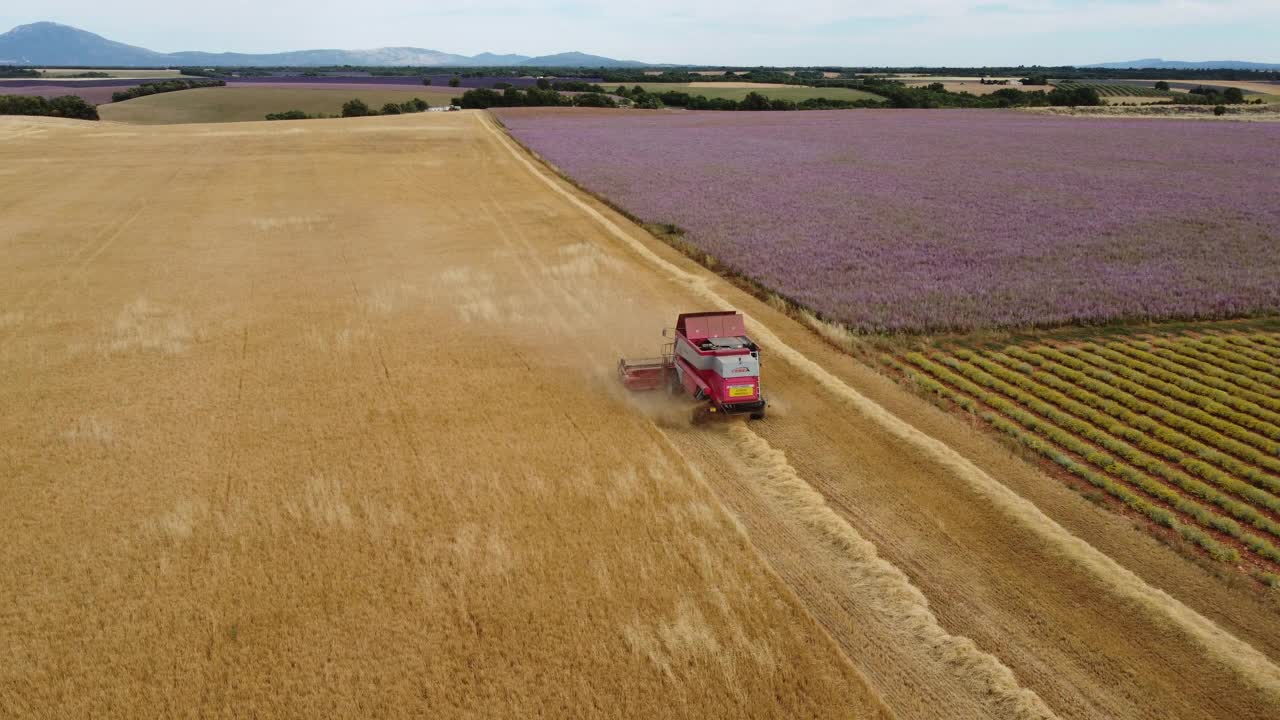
(618, 311), (767, 420)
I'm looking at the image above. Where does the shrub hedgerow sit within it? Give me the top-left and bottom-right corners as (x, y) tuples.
(0, 94), (99, 120)
(111, 79), (226, 103)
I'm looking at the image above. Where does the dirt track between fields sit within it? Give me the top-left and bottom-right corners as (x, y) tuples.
(2, 111), (1279, 718)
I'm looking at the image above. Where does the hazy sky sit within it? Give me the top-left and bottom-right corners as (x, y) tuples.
(6, 1), (1278, 65)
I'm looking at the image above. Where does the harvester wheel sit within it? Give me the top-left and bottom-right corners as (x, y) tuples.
(750, 411), (765, 420)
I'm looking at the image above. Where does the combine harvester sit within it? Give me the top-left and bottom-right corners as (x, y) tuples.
(618, 311), (767, 421)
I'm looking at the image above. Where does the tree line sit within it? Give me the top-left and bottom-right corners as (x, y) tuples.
(455, 87), (617, 109)
(0, 94), (99, 120)
(111, 79), (225, 103)
(456, 82), (1109, 112)
(266, 97), (434, 120)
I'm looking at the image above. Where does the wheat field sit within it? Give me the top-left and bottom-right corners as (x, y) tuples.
(0, 114), (885, 717)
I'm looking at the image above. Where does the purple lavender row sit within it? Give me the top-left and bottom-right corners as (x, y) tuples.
(496, 108), (1280, 334)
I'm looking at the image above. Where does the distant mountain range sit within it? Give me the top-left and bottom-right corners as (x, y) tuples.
(0, 22), (647, 67)
(7, 23), (1276, 72)
(1085, 58), (1280, 70)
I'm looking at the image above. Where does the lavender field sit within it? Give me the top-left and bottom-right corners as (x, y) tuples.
(496, 108), (1280, 333)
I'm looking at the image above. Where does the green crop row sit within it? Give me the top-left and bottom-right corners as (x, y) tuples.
(1053, 346), (1280, 447)
(1239, 334), (1280, 355)
(1198, 335), (1280, 369)
(1230, 333), (1280, 354)
(1113, 340), (1280, 406)
(1123, 339), (1280, 403)
(1149, 338), (1280, 388)
(1091, 342), (1280, 422)
(938, 353), (1280, 547)
(1008, 346), (1280, 482)
(983, 350), (1280, 496)
(880, 355), (979, 412)
(903, 353), (1243, 562)
(986, 411), (1236, 561)
(1166, 338), (1280, 384)
(963, 350), (1280, 509)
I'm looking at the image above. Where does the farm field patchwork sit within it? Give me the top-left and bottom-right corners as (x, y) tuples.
(36, 68), (194, 79)
(5, 109), (1280, 720)
(496, 107), (1280, 333)
(899, 76), (1030, 95)
(889, 328), (1280, 580)
(98, 85), (461, 123)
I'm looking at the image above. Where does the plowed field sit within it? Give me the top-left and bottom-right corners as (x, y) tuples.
(2, 112), (1279, 718)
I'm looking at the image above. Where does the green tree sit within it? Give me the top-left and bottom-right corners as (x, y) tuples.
(380, 102), (402, 115)
(265, 110), (309, 121)
(448, 77), (461, 88)
(633, 94), (664, 109)
(1223, 87), (1245, 104)
(0, 94), (99, 120)
(458, 88), (504, 109)
(571, 92), (617, 108)
(422, 77), (432, 86)
(1047, 85), (1102, 107)
(1154, 81), (1170, 91)
(739, 91), (771, 111)
(341, 98), (371, 117)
